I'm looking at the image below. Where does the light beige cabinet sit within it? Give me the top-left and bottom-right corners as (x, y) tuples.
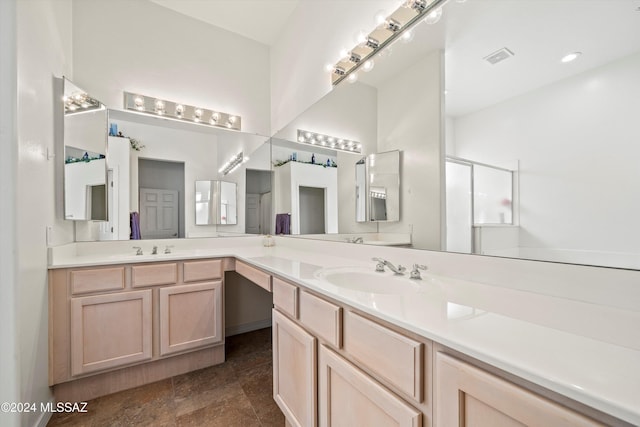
(272, 274), (614, 427)
(273, 309), (317, 427)
(159, 281), (223, 356)
(435, 352), (602, 427)
(319, 344), (422, 427)
(70, 289), (152, 376)
(272, 278), (426, 427)
(49, 259), (227, 402)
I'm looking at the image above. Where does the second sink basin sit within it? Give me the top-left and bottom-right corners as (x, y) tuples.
(314, 267), (439, 295)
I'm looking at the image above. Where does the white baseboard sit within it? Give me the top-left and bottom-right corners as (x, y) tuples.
(225, 318), (272, 337)
(34, 398), (55, 427)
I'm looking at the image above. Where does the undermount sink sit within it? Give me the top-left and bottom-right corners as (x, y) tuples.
(314, 267), (439, 295)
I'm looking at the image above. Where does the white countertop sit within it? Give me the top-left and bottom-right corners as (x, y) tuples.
(48, 237), (640, 425)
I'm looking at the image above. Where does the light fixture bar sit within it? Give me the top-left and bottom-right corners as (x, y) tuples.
(123, 92), (241, 131)
(63, 91), (103, 115)
(331, 0), (449, 86)
(218, 152), (245, 175)
(297, 129), (362, 154)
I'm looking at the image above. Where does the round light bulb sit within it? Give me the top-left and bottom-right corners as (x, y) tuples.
(324, 63), (335, 73)
(362, 59), (375, 72)
(424, 8), (442, 24)
(347, 72), (358, 83)
(355, 30), (368, 45)
(401, 30), (414, 43)
(374, 10), (388, 26)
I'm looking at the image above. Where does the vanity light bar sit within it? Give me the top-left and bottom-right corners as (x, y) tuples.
(63, 92), (103, 115)
(297, 129), (362, 154)
(330, 0), (448, 85)
(123, 92), (241, 131)
(218, 152), (246, 175)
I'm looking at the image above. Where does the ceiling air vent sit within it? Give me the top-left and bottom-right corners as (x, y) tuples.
(484, 47), (515, 65)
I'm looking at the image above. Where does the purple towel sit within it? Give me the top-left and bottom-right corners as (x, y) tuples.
(275, 213), (290, 235)
(130, 212), (141, 240)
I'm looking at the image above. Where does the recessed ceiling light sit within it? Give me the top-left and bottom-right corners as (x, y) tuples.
(561, 52), (582, 63)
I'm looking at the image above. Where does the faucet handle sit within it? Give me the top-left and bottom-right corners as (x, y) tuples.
(133, 246), (143, 256)
(371, 257), (386, 272)
(410, 264), (427, 279)
(164, 245), (174, 254)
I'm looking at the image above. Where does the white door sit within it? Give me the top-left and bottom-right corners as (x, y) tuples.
(260, 192), (272, 235)
(139, 188), (179, 239)
(446, 161), (473, 253)
(99, 169), (116, 241)
(246, 193), (260, 234)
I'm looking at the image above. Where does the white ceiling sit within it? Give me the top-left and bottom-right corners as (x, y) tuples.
(149, 0), (300, 45)
(359, 0), (640, 117)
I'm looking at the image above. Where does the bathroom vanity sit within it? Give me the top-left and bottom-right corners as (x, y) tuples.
(47, 237), (639, 426)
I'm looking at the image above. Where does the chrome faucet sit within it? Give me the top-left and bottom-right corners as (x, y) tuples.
(164, 245), (174, 254)
(372, 257), (406, 275)
(133, 246), (143, 256)
(347, 237), (364, 244)
(410, 264), (428, 280)
(151, 245), (158, 255)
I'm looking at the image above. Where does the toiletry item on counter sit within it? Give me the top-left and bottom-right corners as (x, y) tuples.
(292, 152), (297, 161)
(262, 234), (275, 247)
(311, 153), (315, 164)
(326, 159), (331, 167)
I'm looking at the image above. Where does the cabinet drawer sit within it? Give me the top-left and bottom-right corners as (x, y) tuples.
(70, 267), (125, 295)
(344, 311), (423, 402)
(236, 260), (271, 292)
(273, 277), (298, 318)
(183, 259), (222, 282)
(299, 291), (342, 348)
(131, 263), (177, 287)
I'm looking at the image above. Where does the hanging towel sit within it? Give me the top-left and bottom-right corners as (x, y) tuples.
(130, 212), (142, 240)
(275, 213), (290, 235)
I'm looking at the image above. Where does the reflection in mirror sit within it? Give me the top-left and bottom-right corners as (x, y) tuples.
(74, 108), (271, 241)
(272, 138), (340, 235)
(195, 180), (238, 225)
(273, 0), (640, 269)
(366, 150), (400, 222)
(356, 150), (401, 223)
(63, 78), (108, 221)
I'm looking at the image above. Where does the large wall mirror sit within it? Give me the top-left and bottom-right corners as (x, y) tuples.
(63, 78), (108, 221)
(71, 107), (271, 241)
(195, 180), (238, 225)
(356, 150), (401, 223)
(273, 0), (640, 270)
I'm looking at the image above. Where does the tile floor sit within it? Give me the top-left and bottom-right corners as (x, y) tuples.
(47, 328), (284, 426)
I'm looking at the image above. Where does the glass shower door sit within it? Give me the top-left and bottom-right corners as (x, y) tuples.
(446, 161), (473, 253)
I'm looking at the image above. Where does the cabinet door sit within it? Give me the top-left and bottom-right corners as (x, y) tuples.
(273, 309), (317, 427)
(319, 345), (422, 427)
(435, 352), (602, 427)
(71, 290), (152, 376)
(159, 281), (223, 356)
